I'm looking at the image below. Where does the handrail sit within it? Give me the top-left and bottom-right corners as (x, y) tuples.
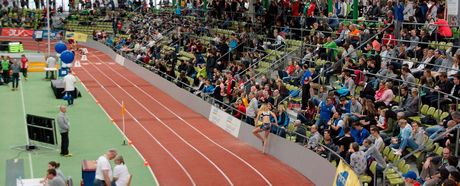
(103, 39), (363, 182)
(276, 23), (393, 107)
(341, 66), (460, 102)
(384, 38), (460, 48)
(237, 45), (285, 77)
(214, 26), (266, 62)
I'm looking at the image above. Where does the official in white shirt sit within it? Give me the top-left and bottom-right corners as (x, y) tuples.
(112, 156), (130, 186)
(94, 149), (118, 186)
(46, 56), (57, 79)
(63, 69), (77, 106)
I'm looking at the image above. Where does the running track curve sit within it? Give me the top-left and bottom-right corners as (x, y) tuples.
(6, 38), (314, 186)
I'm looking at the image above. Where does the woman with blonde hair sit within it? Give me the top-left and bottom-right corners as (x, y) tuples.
(275, 105), (289, 138)
(252, 103), (278, 153)
(112, 156), (130, 186)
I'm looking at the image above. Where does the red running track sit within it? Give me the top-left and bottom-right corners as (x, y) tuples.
(10, 38), (314, 186)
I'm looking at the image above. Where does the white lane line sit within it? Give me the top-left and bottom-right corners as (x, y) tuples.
(77, 66), (196, 186)
(85, 55), (234, 186)
(92, 52), (273, 185)
(19, 78), (33, 178)
(77, 77), (160, 186)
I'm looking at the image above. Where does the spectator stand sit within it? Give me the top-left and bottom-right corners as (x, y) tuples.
(75, 1), (460, 185)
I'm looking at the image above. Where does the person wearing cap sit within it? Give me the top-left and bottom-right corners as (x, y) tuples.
(403, 170), (420, 186)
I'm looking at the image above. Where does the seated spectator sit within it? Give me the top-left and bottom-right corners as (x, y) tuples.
(351, 123), (370, 145)
(403, 170), (421, 186)
(274, 105), (289, 138)
(375, 82), (395, 108)
(317, 129), (339, 158)
(401, 66), (417, 88)
(390, 119), (415, 154)
(329, 111), (346, 138)
(395, 87), (420, 117)
(307, 125), (322, 150)
(46, 161), (65, 182)
(349, 142), (366, 176)
(337, 127), (355, 158)
(44, 169), (66, 186)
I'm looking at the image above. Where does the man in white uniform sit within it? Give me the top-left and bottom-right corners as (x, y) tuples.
(94, 149), (118, 186)
(63, 69), (77, 106)
(46, 55), (57, 79)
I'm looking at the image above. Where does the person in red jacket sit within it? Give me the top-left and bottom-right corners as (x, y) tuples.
(291, 0), (300, 17)
(20, 54), (28, 80)
(307, 0), (316, 17)
(232, 99), (246, 119)
(382, 29), (397, 46)
(432, 15), (453, 40)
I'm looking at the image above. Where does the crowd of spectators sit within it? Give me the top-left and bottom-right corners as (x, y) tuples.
(85, 0), (460, 184)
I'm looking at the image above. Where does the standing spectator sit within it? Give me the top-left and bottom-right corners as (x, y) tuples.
(45, 55), (57, 80)
(432, 15), (453, 40)
(337, 127), (355, 158)
(44, 169), (66, 186)
(316, 98), (336, 131)
(403, 0), (415, 21)
(349, 142), (367, 175)
(63, 70), (77, 106)
(300, 64), (311, 110)
(20, 54), (28, 80)
(57, 105), (71, 157)
(10, 60), (21, 91)
(95, 149), (118, 186)
(112, 156), (130, 186)
(393, 0), (404, 39)
(1, 56), (10, 84)
(245, 92), (258, 126)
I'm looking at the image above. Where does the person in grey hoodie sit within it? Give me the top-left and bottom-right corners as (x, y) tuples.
(10, 60), (21, 91)
(57, 105), (71, 157)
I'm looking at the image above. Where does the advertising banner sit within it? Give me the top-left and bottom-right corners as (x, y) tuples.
(65, 32), (88, 42)
(447, 0), (459, 25)
(209, 106), (241, 137)
(33, 30), (65, 40)
(1, 28), (34, 37)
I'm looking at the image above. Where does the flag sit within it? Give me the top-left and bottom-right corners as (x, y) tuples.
(333, 160), (360, 186)
(121, 101), (126, 116)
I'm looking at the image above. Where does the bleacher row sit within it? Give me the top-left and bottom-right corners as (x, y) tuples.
(77, 8), (460, 185)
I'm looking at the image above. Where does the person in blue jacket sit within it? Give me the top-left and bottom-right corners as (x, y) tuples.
(316, 98), (336, 131)
(393, 1), (405, 39)
(300, 64), (312, 110)
(272, 105), (290, 138)
(351, 122), (370, 145)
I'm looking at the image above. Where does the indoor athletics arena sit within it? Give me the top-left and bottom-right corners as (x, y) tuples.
(1, 0), (460, 185)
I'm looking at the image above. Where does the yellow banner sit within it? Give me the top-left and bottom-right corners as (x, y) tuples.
(333, 160), (361, 186)
(65, 31), (88, 42)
